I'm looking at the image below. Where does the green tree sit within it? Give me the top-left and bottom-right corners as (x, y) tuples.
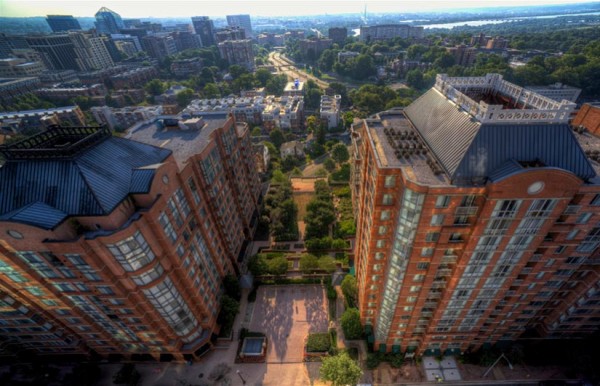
(203, 82), (221, 98)
(228, 64), (248, 79)
(300, 254), (319, 273)
(223, 274), (241, 301)
(269, 129), (285, 149)
(265, 74), (288, 95)
(406, 69), (425, 89)
(144, 79), (166, 96)
(331, 143), (349, 164)
(251, 126), (262, 136)
(341, 308), (363, 340)
(176, 88), (195, 107)
(353, 54), (377, 80)
(320, 352), (363, 386)
(324, 158), (336, 172)
(267, 255), (289, 275)
(341, 275), (358, 308)
(255, 68), (273, 86)
(217, 295), (240, 335)
(343, 111), (354, 128)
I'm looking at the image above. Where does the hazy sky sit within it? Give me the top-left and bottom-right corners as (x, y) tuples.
(0, 0), (596, 18)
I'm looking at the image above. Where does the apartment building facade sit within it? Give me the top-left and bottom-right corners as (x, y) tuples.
(351, 73), (600, 355)
(0, 115), (261, 361)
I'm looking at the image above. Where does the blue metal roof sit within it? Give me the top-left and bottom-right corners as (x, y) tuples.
(130, 168), (157, 193)
(1, 202), (68, 229)
(0, 135), (171, 229)
(404, 88), (596, 185)
(454, 123), (596, 182)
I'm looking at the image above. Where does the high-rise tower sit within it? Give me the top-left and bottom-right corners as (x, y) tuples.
(352, 73), (600, 355)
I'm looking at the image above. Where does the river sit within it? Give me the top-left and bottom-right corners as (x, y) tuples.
(352, 10), (600, 34)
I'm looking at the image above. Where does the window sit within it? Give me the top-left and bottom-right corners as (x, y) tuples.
(566, 229), (579, 240)
(527, 199), (557, 217)
(376, 240), (386, 248)
(378, 226), (387, 235)
(576, 212), (593, 224)
(425, 232), (440, 242)
(590, 194), (600, 206)
(544, 258), (555, 267)
(417, 262), (429, 270)
(431, 214), (444, 226)
(380, 210), (391, 220)
(187, 178), (201, 204)
(435, 195), (450, 208)
(554, 245), (567, 254)
(492, 200), (521, 218)
(410, 286), (421, 293)
(449, 233), (462, 242)
(375, 252), (384, 260)
(413, 274), (425, 282)
(460, 195), (477, 207)
(421, 247), (433, 257)
(158, 212), (177, 242)
(382, 194), (393, 205)
(107, 231), (156, 272)
(384, 175), (396, 187)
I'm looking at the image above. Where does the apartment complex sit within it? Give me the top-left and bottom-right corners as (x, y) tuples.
(320, 94), (342, 129)
(217, 39), (254, 70)
(45, 15), (82, 32)
(351, 73), (600, 355)
(95, 7), (125, 35)
(359, 24), (424, 42)
(0, 114), (260, 360)
(191, 17), (216, 47)
(226, 15), (253, 39)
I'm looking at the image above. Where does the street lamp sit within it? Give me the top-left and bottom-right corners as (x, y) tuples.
(236, 370), (247, 385)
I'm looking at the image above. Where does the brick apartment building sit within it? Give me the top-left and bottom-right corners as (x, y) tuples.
(351, 73), (600, 356)
(0, 114), (261, 361)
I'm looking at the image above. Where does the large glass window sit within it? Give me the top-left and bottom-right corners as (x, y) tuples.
(107, 231), (156, 272)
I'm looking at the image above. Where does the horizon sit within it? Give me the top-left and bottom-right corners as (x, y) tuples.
(0, 0), (598, 18)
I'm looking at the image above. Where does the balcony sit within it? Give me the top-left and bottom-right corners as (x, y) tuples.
(455, 206), (478, 216)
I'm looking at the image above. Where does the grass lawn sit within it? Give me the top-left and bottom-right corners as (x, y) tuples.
(294, 192), (315, 220)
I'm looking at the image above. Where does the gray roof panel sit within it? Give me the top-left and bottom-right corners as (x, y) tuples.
(404, 88), (481, 176)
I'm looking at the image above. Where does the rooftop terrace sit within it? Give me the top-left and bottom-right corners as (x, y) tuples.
(435, 73), (576, 124)
(126, 114), (229, 169)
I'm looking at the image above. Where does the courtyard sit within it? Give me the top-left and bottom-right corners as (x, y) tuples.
(249, 284), (329, 363)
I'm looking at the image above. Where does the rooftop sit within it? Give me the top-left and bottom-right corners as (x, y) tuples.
(0, 125), (171, 229)
(362, 75), (597, 187)
(126, 113), (229, 169)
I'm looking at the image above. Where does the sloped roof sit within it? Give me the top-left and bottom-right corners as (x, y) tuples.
(0, 133), (171, 229)
(403, 88), (481, 177)
(403, 87), (596, 184)
(455, 123), (596, 182)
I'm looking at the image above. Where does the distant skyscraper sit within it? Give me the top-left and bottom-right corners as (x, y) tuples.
(191, 16), (215, 47)
(226, 14), (252, 39)
(46, 15), (82, 32)
(328, 27), (348, 45)
(25, 34), (80, 71)
(69, 31), (114, 71)
(218, 39), (254, 70)
(95, 7), (125, 35)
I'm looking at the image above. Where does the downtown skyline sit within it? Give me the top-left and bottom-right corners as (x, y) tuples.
(0, 0), (598, 18)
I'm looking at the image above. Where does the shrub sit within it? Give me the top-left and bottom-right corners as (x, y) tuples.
(388, 353), (404, 368)
(341, 308), (363, 340)
(306, 333), (331, 352)
(366, 353), (382, 369)
(341, 275), (358, 308)
(300, 254), (319, 273)
(223, 274), (241, 301)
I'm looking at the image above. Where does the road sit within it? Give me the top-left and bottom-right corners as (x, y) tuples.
(268, 51), (330, 91)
